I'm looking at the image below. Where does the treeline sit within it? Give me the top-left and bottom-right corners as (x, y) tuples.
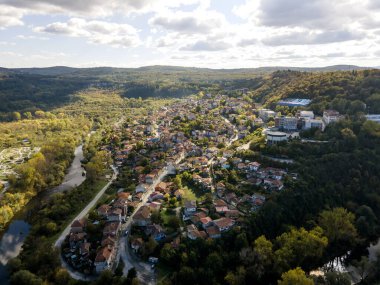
(0, 73), (87, 114)
(0, 138), (77, 228)
(250, 69), (380, 115)
(122, 82), (198, 99)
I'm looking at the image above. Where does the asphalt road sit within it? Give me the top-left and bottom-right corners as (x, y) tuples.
(54, 165), (118, 248)
(119, 169), (170, 284)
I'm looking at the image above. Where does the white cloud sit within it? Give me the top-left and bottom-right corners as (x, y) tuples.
(0, 5), (25, 29)
(0, 0), (206, 17)
(150, 10), (226, 34)
(34, 18), (140, 48)
(181, 40), (231, 51)
(262, 29), (363, 46)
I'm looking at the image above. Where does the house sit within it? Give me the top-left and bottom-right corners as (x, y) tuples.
(155, 182), (167, 193)
(136, 184), (148, 193)
(323, 110), (341, 125)
(131, 238), (144, 252)
(215, 206), (229, 214)
(200, 217), (213, 229)
(225, 210), (241, 219)
(145, 174), (155, 184)
(225, 193), (238, 206)
(213, 217), (235, 232)
(108, 208), (123, 222)
(187, 224), (207, 240)
(184, 200), (197, 216)
(103, 222), (121, 237)
(70, 218), (87, 233)
(117, 192), (131, 200)
(248, 162), (261, 172)
(133, 206), (151, 226)
(147, 201), (162, 211)
(145, 224), (166, 241)
(94, 246), (115, 272)
(97, 205), (111, 217)
(69, 232), (86, 248)
(101, 236), (116, 247)
(206, 225), (221, 239)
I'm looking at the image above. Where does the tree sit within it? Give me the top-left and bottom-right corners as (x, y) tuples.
(225, 267), (246, 285)
(11, 112), (21, 121)
(34, 110), (45, 118)
(274, 227), (328, 273)
(167, 216), (180, 230)
(23, 112), (33, 119)
(10, 270), (43, 285)
(318, 208), (358, 257)
(277, 267), (313, 285)
(324, 271), (351, 285)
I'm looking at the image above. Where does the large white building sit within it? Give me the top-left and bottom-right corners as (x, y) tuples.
(302, 118), (324, 130)
(299, 111), (315, 119)
(266, 131), (288, 144)
(275, 116), (298, 131)
(366, 114), (380, 123)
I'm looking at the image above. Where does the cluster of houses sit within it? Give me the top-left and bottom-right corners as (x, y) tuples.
(63, 190), (135, 274)
(184, 200), (238, 240)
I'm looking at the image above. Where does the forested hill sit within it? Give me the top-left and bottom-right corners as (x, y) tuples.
(0, 66), (379, 118)
(252, 69), (380, 114)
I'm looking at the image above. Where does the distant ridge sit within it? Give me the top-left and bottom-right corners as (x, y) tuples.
(1, 64), (376, 76)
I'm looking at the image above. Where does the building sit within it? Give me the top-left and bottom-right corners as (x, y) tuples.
(94, 246), (115, 272)
(299, 111), (315, 119)
(266, 131), (288, 144)
(258, 109), (276, 121)
(302, 118), (324, 130)
(323, 110), (341, 125)
(277, 98), (312, 107)
(275, 116), (298, 131)
(366, 114), (380, 123)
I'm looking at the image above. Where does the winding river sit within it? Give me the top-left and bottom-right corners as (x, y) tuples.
(0, 144), (86, 284)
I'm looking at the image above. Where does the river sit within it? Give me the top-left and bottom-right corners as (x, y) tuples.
(0, 144), (86, 284)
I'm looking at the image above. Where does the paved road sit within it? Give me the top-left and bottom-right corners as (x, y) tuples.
(119, 169), (170, 284)
(55, 165), (118, 248)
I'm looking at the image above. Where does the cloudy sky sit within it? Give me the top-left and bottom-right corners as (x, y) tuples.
(0, 0), (379, 68)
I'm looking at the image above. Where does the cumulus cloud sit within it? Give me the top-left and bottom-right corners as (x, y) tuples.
(0, 0), (206, 17)
(0, 5), (25, 28)
(181, 40), (231, 51)
(34, 18), (140, 48)
(150, 10), (226, 35)
(262, 30), (363, 46)
(258, 0), (329, 28)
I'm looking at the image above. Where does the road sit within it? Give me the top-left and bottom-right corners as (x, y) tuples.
(119, 168), (170, 284)
(55, 165), (118, 248)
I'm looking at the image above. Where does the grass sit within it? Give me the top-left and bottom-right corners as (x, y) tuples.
(161, 208), (176, 225)
(182, 185), (207, 203)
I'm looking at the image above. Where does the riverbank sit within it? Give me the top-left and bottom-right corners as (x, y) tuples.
(0, 143), (86, 284)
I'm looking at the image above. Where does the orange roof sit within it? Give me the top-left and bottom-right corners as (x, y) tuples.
(95, 246), (113, 262)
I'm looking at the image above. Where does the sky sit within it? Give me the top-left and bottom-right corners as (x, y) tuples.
(0, 0), (379, 68)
